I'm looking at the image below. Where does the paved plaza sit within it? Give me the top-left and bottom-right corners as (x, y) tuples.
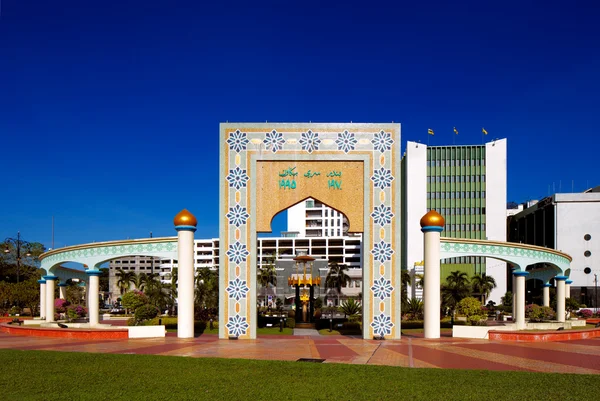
(2, 328), (599, 374)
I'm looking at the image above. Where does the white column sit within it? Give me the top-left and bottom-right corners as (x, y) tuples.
(512, 271), (516, 321)
(543, 284), (550, 308)
(565, 280), (572, 299)
(45, 276), (58, 322)
(87, 270), (101, 326)
(175, 210), (197, 339)
(514, 271), (528, 329)
(38, 280), (46, 319)
(556, 276), (567, 323)
(420, 211), (444, 340)
(58, 284), (67, 300)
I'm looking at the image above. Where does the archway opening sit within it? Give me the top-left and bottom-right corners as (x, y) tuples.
(256, 197), (363, 333)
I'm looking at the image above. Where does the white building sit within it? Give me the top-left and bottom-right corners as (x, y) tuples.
(402, 139), (508, 304)
(287, 198), (351, 238)
(508, 187), (600, 307)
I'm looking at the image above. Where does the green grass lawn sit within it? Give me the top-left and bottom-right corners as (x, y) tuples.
(0, 350), (596, 400)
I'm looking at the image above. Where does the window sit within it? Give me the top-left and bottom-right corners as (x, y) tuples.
(584, 251), (592, 257)
(427, 160), (431, 167)
(482, 191), (486, 198)
(584, 234), (591, 241)
(441, 160), (446, 167)
(482, 207), (486, 215)
(436, 176), (440, 183)
(461, 224), (465, 231)
(584, 267), (592, 274)
(466, 175), (470, 182)
(306, 200), (314, 208)
(427, 176), (431, 183)
(482, 175), (486, 182)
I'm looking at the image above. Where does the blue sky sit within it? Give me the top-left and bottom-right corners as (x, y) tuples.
(0, 0), (598, 249)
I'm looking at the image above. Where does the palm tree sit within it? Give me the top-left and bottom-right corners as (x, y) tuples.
(442, 270), (471, 319)
(471, 273), (497, 304)
(195, 267), (219, 309)
(257, 262), (277, 307)
(325, 262), (350, 306)
(401, 269), (411, 308)
(133, 273), (148, 291)
(115, 268), (135, 295)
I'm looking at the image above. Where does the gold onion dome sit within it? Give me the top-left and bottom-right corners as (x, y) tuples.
(420, 210), (445, 228)
(174, 209), (198, 227)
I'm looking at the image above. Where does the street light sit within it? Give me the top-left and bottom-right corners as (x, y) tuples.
(3, 232), (33, 284)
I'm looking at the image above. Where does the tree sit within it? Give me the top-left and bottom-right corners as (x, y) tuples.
(115, 268), (135, 295)
(13, 278), (40, 317)
(144, 273), (169, 312)
(457, 297), (485, 325)
(121, 290), (148, 313)
(0, 240), (45, 284)
(442, 271), (471, 319)
(471, 274), (497, 304)
(257, 255), (277, 307)
(99, 268), (109, 292)
(500, 291), (513, 308)
(133, 273), (148, 291)
(326, 262), (350, 306)
(66, 282), (84, 305)
(195, 268), (219, 309)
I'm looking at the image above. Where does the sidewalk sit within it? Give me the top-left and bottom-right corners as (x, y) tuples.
(1, 331), (599, 374)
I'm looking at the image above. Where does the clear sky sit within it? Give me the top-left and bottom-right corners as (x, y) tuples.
(1, 0), (598, 250)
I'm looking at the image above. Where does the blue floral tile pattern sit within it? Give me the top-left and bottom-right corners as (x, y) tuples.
(371, 313), (394, 337)
(371, 276), (393, 300)
(299, 130), (321, 154)
(226, 167), (249, 190)
(263, 130), (285, 153)
(226, 242), (249, 264)
(335, 130), (357, 153)
(371, 240), (394, 263)
(226, 277), (249, 301)
(371, 130), (394, 153)
(371, 167), (394, 189)
(371, 204), (394, 226)
(226, 314), (249, 337)
(226, 130), (249, 153)
(226, 204), (249, 227)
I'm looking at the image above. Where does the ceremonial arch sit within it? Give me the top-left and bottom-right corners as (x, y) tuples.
(219, 123), (401, 339)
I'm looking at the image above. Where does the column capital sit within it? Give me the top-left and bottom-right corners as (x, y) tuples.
(566, 280), (573, 285)
(43, 275), (59, 281)
(555, 275), (568, 281)
(543, 283), (552, 287)
(85, 269), (102, 277)
(175, 225), (197, 232)
(513, 270), (529, 277)
(37, 279), (47, 284)
(57, 283), (68, 287)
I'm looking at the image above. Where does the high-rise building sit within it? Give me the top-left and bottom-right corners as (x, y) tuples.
(287, 198), (351, 238)
(508, 187), (600, 307)
(402, 139), (508, 304)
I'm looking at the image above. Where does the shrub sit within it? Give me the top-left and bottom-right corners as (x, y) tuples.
(66, 304), (87, 321)
(286, 317), (295, 329)
(135, 304), (159, 323)
(468, 315), (487, 326)
(526, 304), (555, 322)
(341, 321), (361, 332)
(578, 309), (593, 319)
(287, 310), (295, 318)
(314, 308), (322, 320)
(121, 290), (148, 312)
(457, 297), (483, 325)
(54, 299), (69, 313)
(339, 299), (361, 317)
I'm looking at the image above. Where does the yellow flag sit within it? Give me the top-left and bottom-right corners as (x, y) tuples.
(453, 127), (458, 135)
(482, 128), (488, 135)
(428, 128), (434, 136)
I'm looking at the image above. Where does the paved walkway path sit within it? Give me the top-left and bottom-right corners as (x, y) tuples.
(2, 331), (599, 374)
(293, 328), (320, 336)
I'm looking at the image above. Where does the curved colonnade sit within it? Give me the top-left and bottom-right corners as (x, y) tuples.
(37, 211), (573, 339)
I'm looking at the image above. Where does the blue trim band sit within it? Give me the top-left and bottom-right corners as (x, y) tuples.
(421, 226), (444, 233)
(175, 225), (197, 232)
(543, 283), (552, 287)
(37, 279), (46, 284)
(566, 280), (573, 284)
(86, 269), (102, 276)
(555, 275), (568, 281)
(43, 275), (59, 281)
(513, 271), (529, 277)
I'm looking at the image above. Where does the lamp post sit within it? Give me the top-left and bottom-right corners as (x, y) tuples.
(3, 232), (33, 284)
(595, 274), (598, 312)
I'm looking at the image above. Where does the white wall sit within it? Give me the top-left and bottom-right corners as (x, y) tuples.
(556, 195), (600, 288)
(287, 202), (306, 237)
(404, 141), (427, 299)
(486, 138), (507, 304)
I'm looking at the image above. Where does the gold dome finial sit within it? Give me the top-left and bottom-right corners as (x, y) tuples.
(174, 209), (197, 227)
(420, 210), (445, 228)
